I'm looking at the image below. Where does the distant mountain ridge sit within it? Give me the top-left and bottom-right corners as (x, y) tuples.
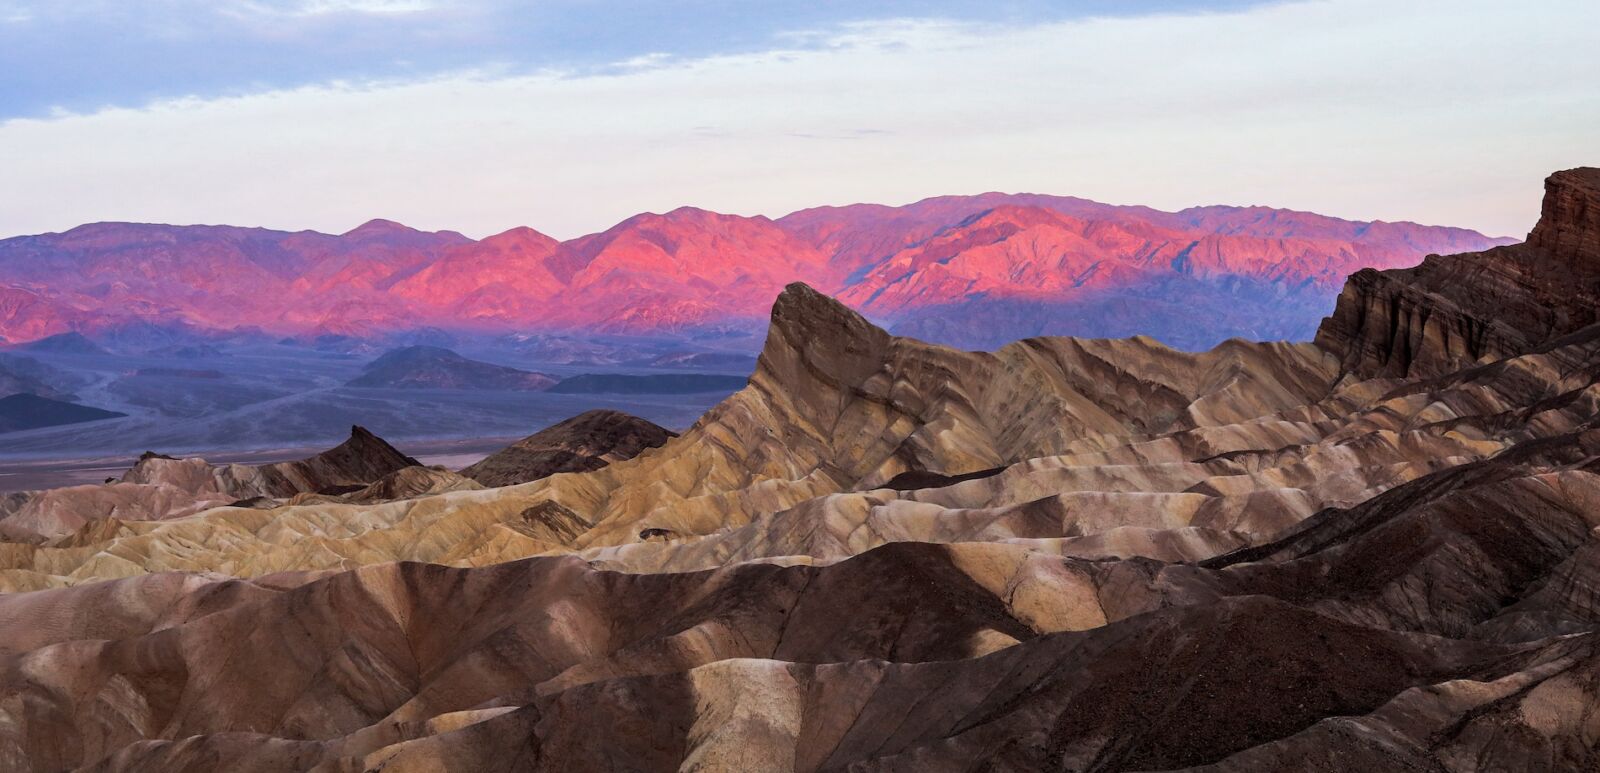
(0, 195), (1513, 350)
(14, 331), (108, 355)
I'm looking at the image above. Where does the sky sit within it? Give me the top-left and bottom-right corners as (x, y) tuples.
(0, 0), (1595, 240)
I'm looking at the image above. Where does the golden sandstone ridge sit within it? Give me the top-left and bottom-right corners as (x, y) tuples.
(3, 168), (1600, 771)
(0, 281), (1349, 588)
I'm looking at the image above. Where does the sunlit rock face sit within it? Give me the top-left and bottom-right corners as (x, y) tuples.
(0, 194), (1507, 350)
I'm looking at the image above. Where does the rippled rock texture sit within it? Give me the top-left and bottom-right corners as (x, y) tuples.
(1, 169), (1598, 771)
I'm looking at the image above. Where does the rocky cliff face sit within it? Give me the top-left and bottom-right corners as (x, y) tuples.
(1316, 167), (1600, 379)
(1529, 166), (1600, 260)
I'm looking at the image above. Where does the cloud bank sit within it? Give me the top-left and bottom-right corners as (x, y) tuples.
(1, 0), (1594, 240)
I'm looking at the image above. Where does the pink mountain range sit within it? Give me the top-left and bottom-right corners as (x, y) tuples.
(0, 194), (1513, 351)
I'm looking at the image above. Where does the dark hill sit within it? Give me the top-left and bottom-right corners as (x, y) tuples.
(347, 345), (556, 390)
(462, 409), (675, 487)
(17, 331), (109, 355)
(0, 393), (125, 433)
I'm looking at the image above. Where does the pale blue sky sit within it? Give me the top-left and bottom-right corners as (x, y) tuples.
(1, 0), (1595, 240)
(0, 0), (1265, 119)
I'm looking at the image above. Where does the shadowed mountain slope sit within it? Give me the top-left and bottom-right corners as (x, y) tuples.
(347, 345), (557, 390)
(461, 409), (675, 487)
(13, 331), (108, 355)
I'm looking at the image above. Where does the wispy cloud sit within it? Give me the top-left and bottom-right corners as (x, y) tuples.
(610, 52), (675, 72)
(788, 128), (896, 140)
(1, 2), (1286, 122)
(0, 0), (32, 23)
(299, 0), (437, 14)
(230, 0), (441, 18)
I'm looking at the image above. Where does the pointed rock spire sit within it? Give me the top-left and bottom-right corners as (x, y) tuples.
(761, 283), (892, 389)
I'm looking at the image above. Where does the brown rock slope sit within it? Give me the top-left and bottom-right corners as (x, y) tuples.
(0, 168), (1598, 771)
(31, 421), (1595, 770)
(460, 409), (675, 487)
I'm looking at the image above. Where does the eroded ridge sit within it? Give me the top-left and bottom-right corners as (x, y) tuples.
(2, 169), (1600, 771)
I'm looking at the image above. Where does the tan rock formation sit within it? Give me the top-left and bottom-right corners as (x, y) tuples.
(0, 427), (420, 544)
(2, 168), (1599, 772)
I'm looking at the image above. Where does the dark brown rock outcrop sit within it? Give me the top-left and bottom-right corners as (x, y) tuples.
(1529, 166), (1600, 260)
(248, 425), (421, 497)
(460, 410), (675, 487)
(1316, 167), (1600, 379)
